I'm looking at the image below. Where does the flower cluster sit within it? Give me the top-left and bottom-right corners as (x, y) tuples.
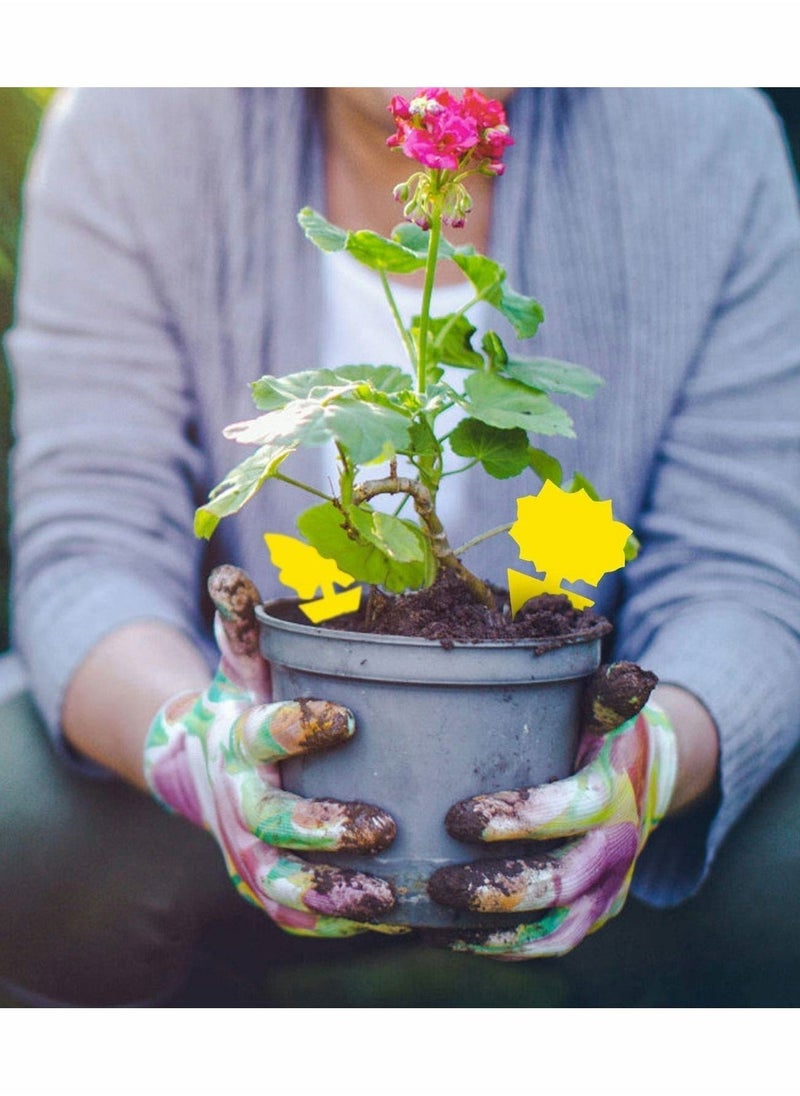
(387, 88), (513, 174)
(387, 88), (513, 229)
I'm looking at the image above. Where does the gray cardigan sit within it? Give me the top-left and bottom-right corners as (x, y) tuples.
(7, 88), (800, 908)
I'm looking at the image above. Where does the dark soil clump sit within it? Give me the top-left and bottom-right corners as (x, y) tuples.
(317, 569), (612, 651)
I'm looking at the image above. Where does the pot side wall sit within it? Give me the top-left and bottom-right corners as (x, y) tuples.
(258, 604), (601, 929)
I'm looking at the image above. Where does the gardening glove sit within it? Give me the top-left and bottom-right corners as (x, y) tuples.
(428, 663), (678, 958)
(144, 564), (402, 939)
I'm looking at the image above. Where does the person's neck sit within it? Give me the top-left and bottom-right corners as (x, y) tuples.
(322, 92), (493, 288)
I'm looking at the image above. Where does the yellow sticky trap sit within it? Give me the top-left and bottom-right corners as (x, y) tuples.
(507, 482), (632, 616)
(264, 533), (362, 623)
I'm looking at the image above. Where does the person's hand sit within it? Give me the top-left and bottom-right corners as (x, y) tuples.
(428, 663), (677, 958)
(143, 565), (403, 939)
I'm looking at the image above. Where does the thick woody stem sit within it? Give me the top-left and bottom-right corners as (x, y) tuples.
(352, 476), (496, 610)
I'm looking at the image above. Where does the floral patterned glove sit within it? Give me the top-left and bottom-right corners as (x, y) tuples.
(428, 664), (678, 958)
(144, 565), (401, 939)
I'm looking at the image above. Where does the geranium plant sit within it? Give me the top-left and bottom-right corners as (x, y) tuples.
(195, 88), (623, 612)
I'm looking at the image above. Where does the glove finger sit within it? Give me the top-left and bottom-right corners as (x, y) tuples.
(445, 898), (599, 960)
(216, 787), (398, 926)
(227, 849), (400, 936)
(445, 715), (648, 842)
(255, 851), (397, 923)
(442, 861), (633, 960)
(581, 661), (658, 735)
(241, 784), (397, 853)
(277, 911), (409, 939)
(208, 565), (271, 699)
(428, 826), (637, 914)
(233, 698), (356, 765)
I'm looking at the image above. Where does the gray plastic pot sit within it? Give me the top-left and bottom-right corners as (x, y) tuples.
(257, 599), (601, 929)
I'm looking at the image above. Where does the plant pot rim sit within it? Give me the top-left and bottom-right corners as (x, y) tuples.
(257, 596), (605, 653)
(257, 597), (604, 686)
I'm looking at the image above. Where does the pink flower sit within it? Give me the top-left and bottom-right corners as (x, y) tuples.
(386, 94), (412, 131)
(461, 88), (506, 129)
(401, 108), (479, 170)
(462, 89), (514, 174)
(387, 87), (513, 176)
(388, 89), (478, 170)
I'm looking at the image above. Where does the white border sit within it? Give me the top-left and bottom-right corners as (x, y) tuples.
(3, 1007), (796, 1095)
(1, 1), (799, 86)
(2, 5), (797, 1091)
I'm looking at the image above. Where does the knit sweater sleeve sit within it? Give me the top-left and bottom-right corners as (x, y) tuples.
(6, 89), (214, 767)
(619, 93), (800, 906)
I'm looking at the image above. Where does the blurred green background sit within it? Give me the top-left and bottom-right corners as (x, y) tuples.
(0, 88), (54, 652)
(1, 87), (798, 654)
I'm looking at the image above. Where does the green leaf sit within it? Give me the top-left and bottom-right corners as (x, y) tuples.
(319, 400), (412, 465)
(481, 330), (508, 371)
(527, 448), (564, 486)
(392, 222), (456, 260)
(504, 356), (604, 399)
(450, 249), (544, 339)
(251, 369), (341, 411)
(234, 364), (416, 467)
(251, 365), (413, 412)
(449, 419), (530, 479)
(423, 380), (460, 417)
(412, 314), (484, 369)
(297, 207), (349, 252)
(495, 286), (545, 340)
(462, 372), (575, 437)
(226, 395), (412, 467)
(348, 229), (428, 274)
(298, 502), (434, 593)
(334, 364), (415, 394)
(451, 249), (503, 296)
(565, 470), (600, 500)
(226, 399), (329, 448)
(369, 511), (430, 563)
(298, 208), (426, 274)
(402, 418), (440, 462)
(624, 532), (640, 562)
(391, 221), (429, 255)
(194, 442), (295, 539)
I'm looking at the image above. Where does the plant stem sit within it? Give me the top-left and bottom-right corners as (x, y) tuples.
(336, 443), (354, 506)
(440, 459), (479, 478)
(415, 197), (443, 394)
(453, 522), (513, 557)
(380, 271), (417, 370)
(273, 473), (332, 501)
(353, 476), (496, 609)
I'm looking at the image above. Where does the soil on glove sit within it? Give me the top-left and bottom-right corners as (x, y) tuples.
(270, 569), (612, 652)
